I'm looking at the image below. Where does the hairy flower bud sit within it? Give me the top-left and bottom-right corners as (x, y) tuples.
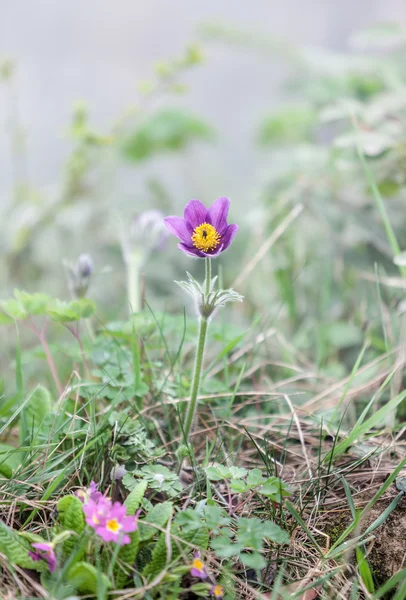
(64, 253), (94, 298)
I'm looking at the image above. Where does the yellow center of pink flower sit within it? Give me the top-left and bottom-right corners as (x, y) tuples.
(192, 557), (204, 571)
(213, 585), (223, 597)
(106, 518), (121, 533)
(191, 223), (221, 252)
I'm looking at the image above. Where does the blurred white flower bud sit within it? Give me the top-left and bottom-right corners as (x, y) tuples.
(110, 464), (127, 481)
(121, 210), (168, 265)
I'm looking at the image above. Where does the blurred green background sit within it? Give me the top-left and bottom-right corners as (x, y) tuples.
(1, 1), (406, 367)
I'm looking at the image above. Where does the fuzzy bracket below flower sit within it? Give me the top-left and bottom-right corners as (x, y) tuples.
(175, 271), (243, 320)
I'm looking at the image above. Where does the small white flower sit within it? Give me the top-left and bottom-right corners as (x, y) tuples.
(153, 473), (166, 487)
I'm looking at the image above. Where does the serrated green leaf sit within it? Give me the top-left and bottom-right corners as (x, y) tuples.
(56, 495), (85, 557)
(0, 520), (46, 571)
(143, 525), (209, 580)
(47, 298), (96, 323)
(210, 536), (244, 558)
(0, 298), (27, 322)
(139, 501), (173, 542)
(113, 529), (140, 589)
(229, 479), (248, 493)
(262, 521), (290, 545)
(13, 290), (51, 316)
(240, 551), (266, 570)
(205, 465), (247, 481)
(246, 469), (265, 487)
(205, 466), (223, 481)
(124, 480), (148, 515)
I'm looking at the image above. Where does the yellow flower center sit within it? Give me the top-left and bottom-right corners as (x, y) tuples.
(213, 586), (223, 597)
(92, 516), (100, 525)
(191, 223), (221, 252)
(192, 558), (204, 571)
(106, 518), (121, 533)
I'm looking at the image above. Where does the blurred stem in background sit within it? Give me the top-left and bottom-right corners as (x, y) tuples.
(126, 251), (143, 314)
(120, 210), (168, 316)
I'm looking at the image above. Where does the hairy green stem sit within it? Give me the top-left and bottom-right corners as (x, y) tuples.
(182, 258), (211, 445)
(127, 254), (142, 315)
(182, 317), (208, 443)
(205, 256), (211, 297)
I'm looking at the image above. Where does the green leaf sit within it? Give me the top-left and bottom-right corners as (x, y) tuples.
(259, 477), (290, 502)
(0, 443), (22, 478)
(246, 469), (265, 487)
(138, 501), (173, 542)
(143, 525), (209, 580)
(122, 108), (213, 162)
(262, 521), (290, 545)
(0, 298), (27, 322)
(203, 505), (231, 531)
(114, 529), (140, 589)
(13, 290), (51, 316)
(229, 479), (248, 493)
(205, 465), (247, 481)
(131, 465), (182, 496)
(56, 495), (85, 556)
(67, 561), (111, 593)
(124, 480), (148, 514)
(240, 552), (266, 570)
(0, 520), (46, 571)
(211, 536), (244, 558)
(47, 298), (96, 323)
(356, 546), (375, 593)
(21, 385), (52, 443)
(174, 510), (202, 531)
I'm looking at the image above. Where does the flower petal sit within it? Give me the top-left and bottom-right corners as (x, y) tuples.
(184, 200), (208, 231)
(164, 216), (191, 243)
(219, 223), (239, 251)
(206, 197), (230, 234)
(178, 243), (205, 258)
(196, 224), (238, 257)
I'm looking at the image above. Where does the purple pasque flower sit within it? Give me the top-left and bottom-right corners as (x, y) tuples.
(75, 480), (103, 504)
(190, 551), (207, 579)
(28, 542), (57, 572)
(83, 497), (140, 546)
(164, 197), (238, 258)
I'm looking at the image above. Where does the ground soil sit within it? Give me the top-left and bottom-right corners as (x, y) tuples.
(323, 483), (406, 589)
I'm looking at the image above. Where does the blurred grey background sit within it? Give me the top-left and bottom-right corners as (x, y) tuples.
(1, 0), (406, 209)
